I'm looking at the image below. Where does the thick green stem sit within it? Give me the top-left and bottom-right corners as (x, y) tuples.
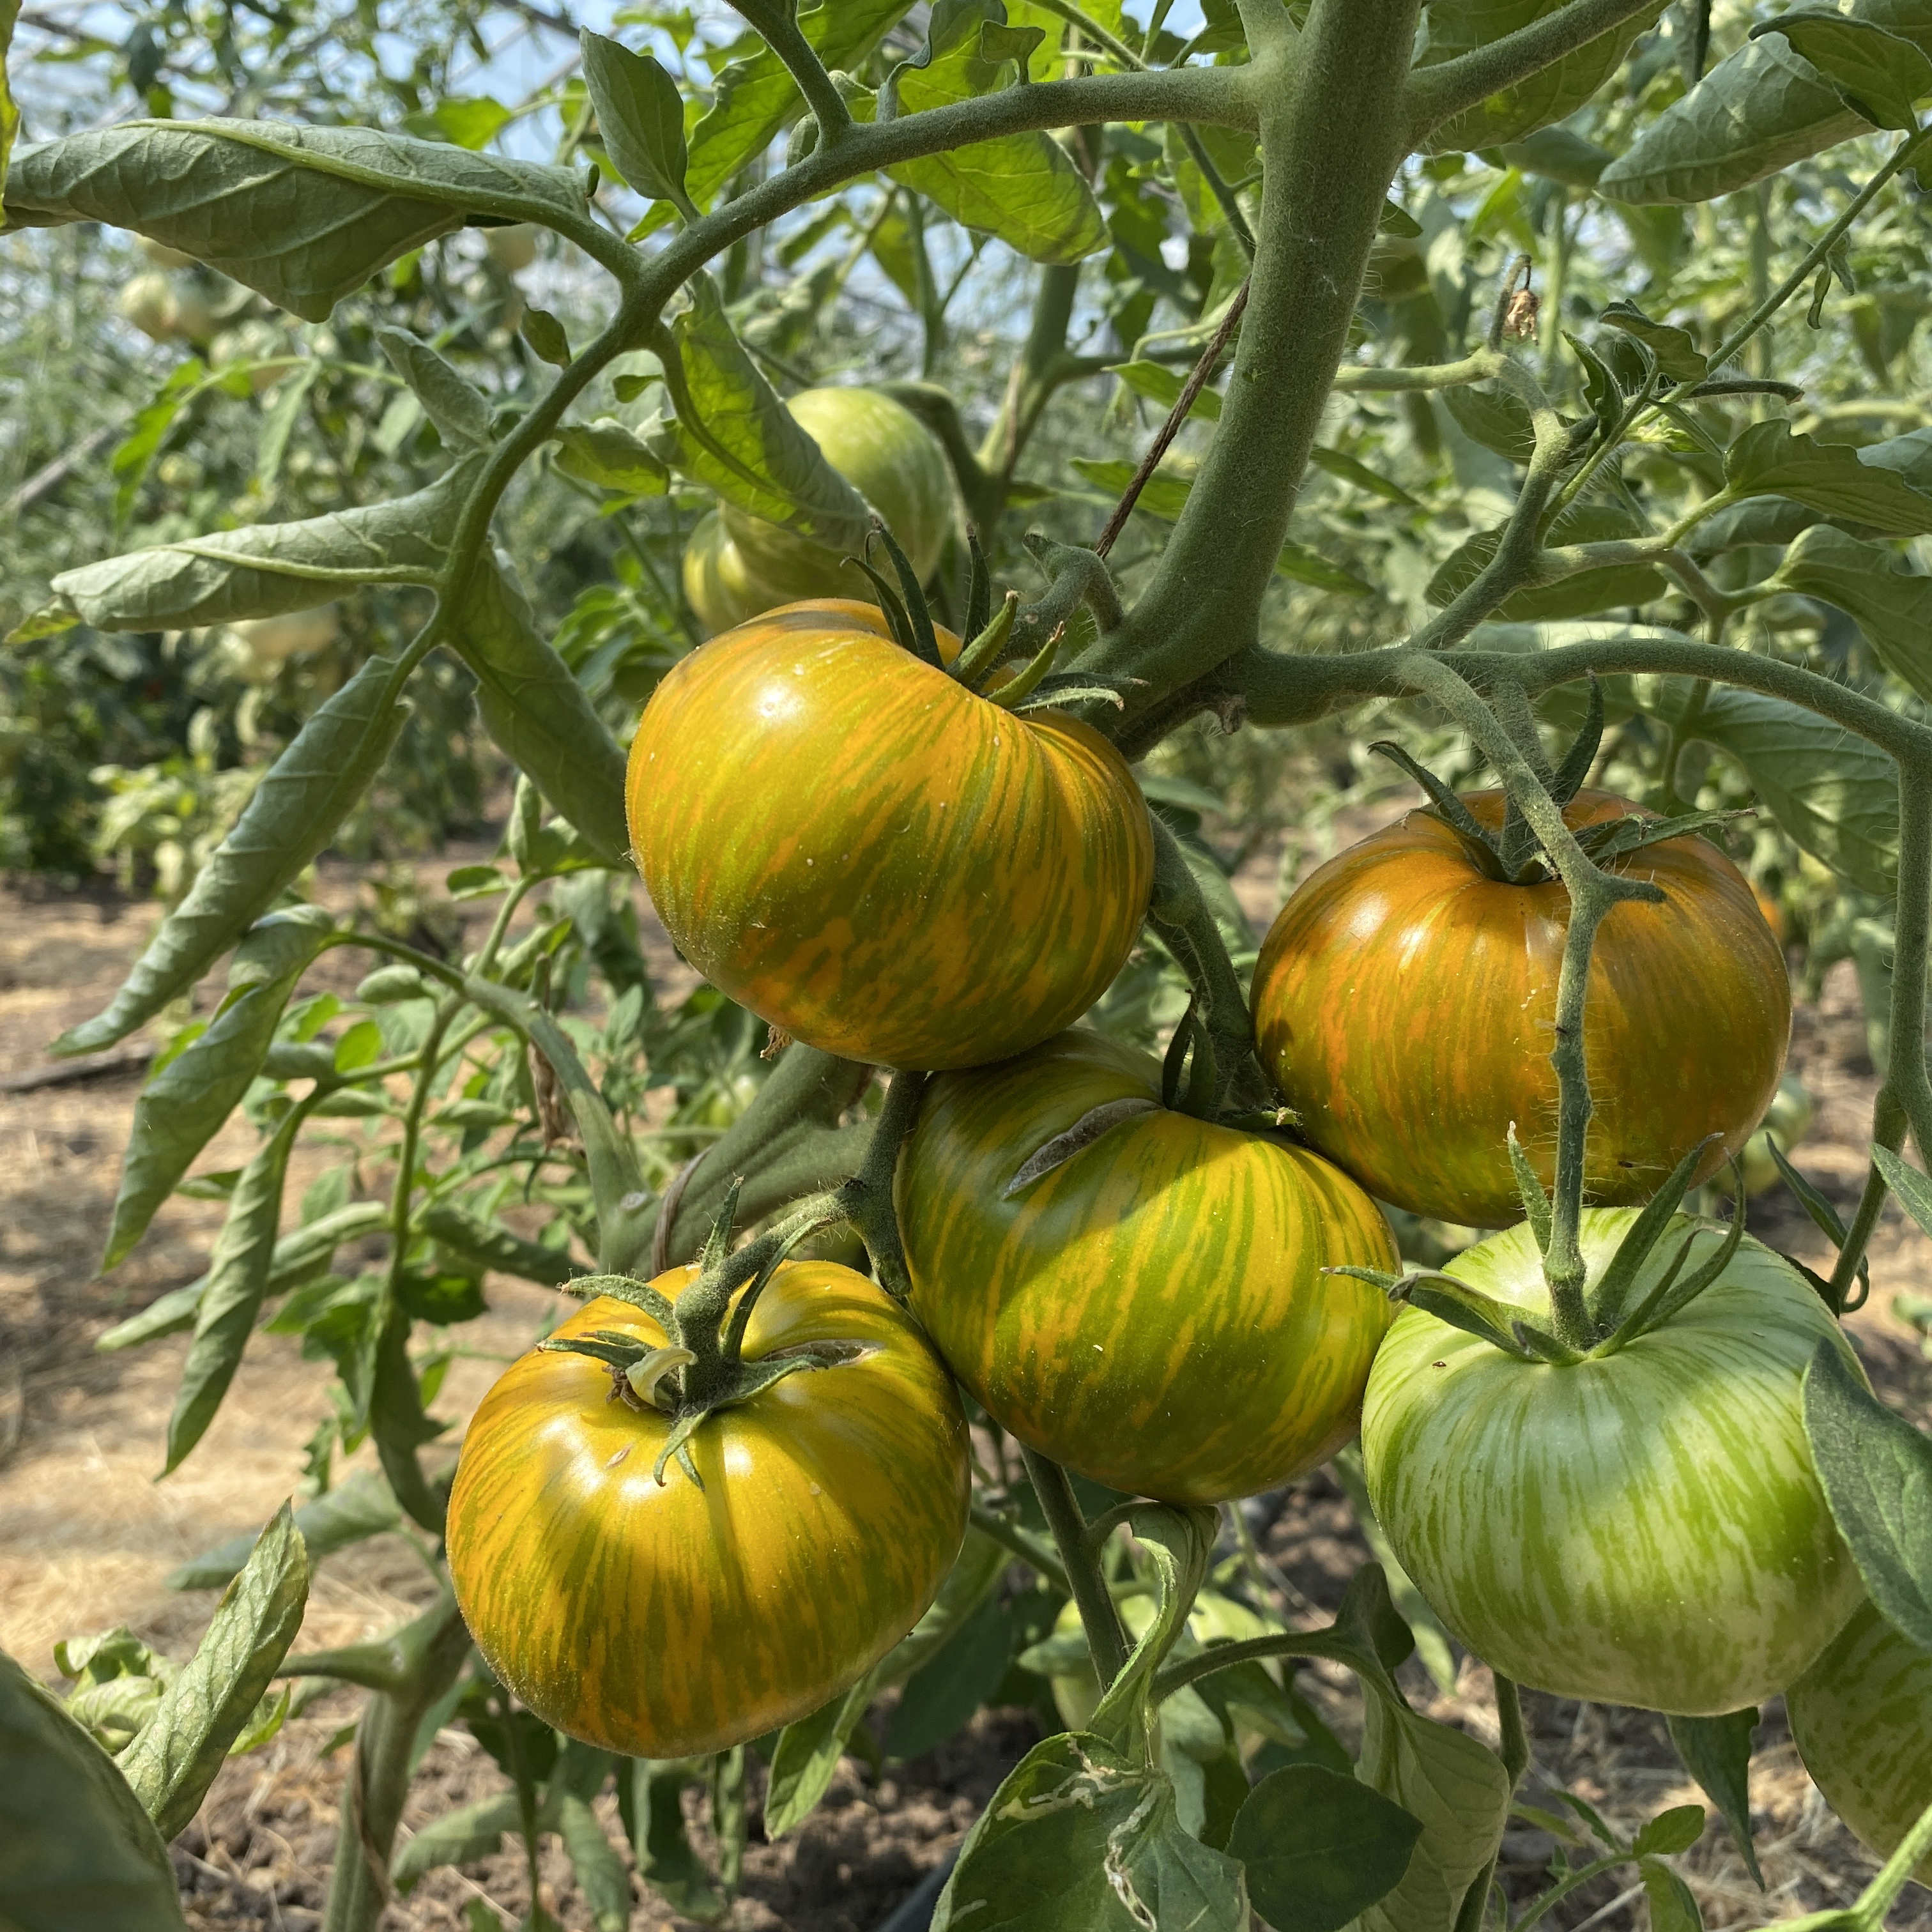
(1021, 1448), (1131, 1685)
(1887, 777), (1932, 1169)
(1089, 0), (1419, 718)
(319, 1592), (471, 1932)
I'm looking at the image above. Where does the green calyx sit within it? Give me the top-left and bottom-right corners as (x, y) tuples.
(539, 1179), (863, 1487)
(846, 516), (1131, 717)
(1335, 1135), (1749, 1366)
(1376, 677), (1744, 885)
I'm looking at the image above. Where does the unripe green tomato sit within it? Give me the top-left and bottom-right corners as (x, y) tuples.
(169, 278), (221, 344)
(1739, 1074), (1817, 1197)
(683, 388), (958, 636)
(137, 236), (197, 270)
(356, 964), (430, 1004)
(119, 272), (182, 342)
(1362, 1209), (1864, 1716)
(1788, 1601), (1932, 1883)
(485, 222), (539, 273)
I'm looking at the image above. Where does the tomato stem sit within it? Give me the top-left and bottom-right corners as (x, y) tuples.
(1021, 1448), (1132, 1688)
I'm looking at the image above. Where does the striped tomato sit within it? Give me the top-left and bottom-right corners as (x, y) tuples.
(1252, 789), (1790, 1228)
(682, 387), (958, 636)
(1361, 1212), (1863, 1716)
(1788, 1602), (1932, 1881)
(627, 601), (1153, 1071)
(896, 1030), (1399, 1504)
(444, 1264), (970, 1758)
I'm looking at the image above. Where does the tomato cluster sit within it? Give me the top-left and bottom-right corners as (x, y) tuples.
(447, 457), (1913, 1871)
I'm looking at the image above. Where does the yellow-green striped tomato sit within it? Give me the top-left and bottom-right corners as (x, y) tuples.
(896, 1031), (1399, 1504)
(444, 1265), (970, 1759)
(1253, 790), (1790, 1228)
(1361, 1211), (1864, 1717)
(682, 387), (958, 637)
(627, 601), (1153, 1071)
(1789, 1603), (1932, 1882)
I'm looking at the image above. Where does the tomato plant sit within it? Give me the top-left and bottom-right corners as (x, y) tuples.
(12, 0), (1932, 1928)
(1254, 786), (1791, 1228)
(898, 1028), (1396, 1503)
(629, 599), (1154, 1070)
(447, 1262), (971, 1759)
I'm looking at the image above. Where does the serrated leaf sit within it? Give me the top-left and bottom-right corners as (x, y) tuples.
(45, 466), (469, 633)
(1773, 524), (1932, 698)
(0, 1649), (188, 1930)
(1726, 421), (1932, 536)
(103, 905), (334, 1270)
(1598, 31), (1871, 205)
(451, 553), (629, 866)
(1598, 300), (1707, 381)
(169, 1471), (399, 1591)
(164, 1106), (307, 1473)
(116, 1504), (309, 1840)
(1428, 500), (1666, 620)
(555, 1790), (631, 1932)
(1443, 381), (1537, 463)
(581, 31), (690, 208)
(3, 121), (587, 321)
(392, 1791), (521, 1888)
(645, 272), (870, 551)
(1419, 0), (1669, 150)
(375, 328), (491, 446)
(680, 0), (914, 213)
(56, 654), (408, 1054)
(931, 1732), (1247, 1931)
(1228, 1766), (1422, 1932)
(1804, 1338), (1932, 1653)
(1756, 12), (1932, 131)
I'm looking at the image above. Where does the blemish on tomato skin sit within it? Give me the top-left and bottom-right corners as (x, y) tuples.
(607, 1446), (632, 1468)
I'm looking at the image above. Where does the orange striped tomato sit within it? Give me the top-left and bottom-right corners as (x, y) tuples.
(444, 1265), (970, 1758)
(896, 1030), (1399, 1505)
(1252, 790), (1790, 1229)
(627, 600), (1154, 1071)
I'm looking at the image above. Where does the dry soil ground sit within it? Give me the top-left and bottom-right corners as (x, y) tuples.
(3, 839), (1929, 1932)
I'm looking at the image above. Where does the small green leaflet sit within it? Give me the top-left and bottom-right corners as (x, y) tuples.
(579, 30), (692, 211)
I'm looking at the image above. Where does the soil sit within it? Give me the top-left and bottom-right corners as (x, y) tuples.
(4, 841), (1931, 1932)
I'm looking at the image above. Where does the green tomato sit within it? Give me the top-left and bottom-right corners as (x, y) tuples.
(485, 222), (539, 273)
(681, 387), (957, 636)
(1788, 1602), (1932, 1882)
(1362, 1211), (1864, 1716)
(118, 272), (183, 342)
(1739, 1074), (1817, 1197)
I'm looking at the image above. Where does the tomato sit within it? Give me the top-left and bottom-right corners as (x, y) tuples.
(1361, 1211), (1864, 1716)
(896, 1030), (1398, 1503)
(118, 272), (183, 343)
(445, 1264), (970, 1759)
(1252, 789), (1790, 1228)
(1788, 1601), (1932, 1882)
(682, 387), (958, 637)
(628, 601), (1153, 1070)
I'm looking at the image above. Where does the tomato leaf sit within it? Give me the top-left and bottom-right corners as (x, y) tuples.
(1769, 525), (1932, 702)
(1632, 1804), (1708, 1858)
(449, 553), (629, 866)
(617, 1761), (727, 1922)
(931, 1732), (1248, 1931)
(1639, 1857), (1706, 1932)
(579, 31), (689, 210)
(1662, 1710), (1761, 1879)
(1726, 422), (1932, 537)
(555, 1788), (632, 1932)
(0, 1648), (188, 1931)
(114, 1503), (309, 1841)
(1597, 32), (1871, 206)
(392, 1790), (521, 1889)
(374, 327), (491, 447)
(2, 121), (588, 321)
(763, 1675), (879, 1839)
(1754, 12), (1932, 132)
(1597, 301), (1708, 382)
(1427, 501), (1666, 621)
(1418, 0), (1669, 150)
(102, 906), (333, 1271)
(55, 654), (408, 1055)
(887, 1593), (1016, 1761)
(43, 463), (469, 633)
(1227, 1765), (1423, 1932)
(1805, 1338), (1932, 1653)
